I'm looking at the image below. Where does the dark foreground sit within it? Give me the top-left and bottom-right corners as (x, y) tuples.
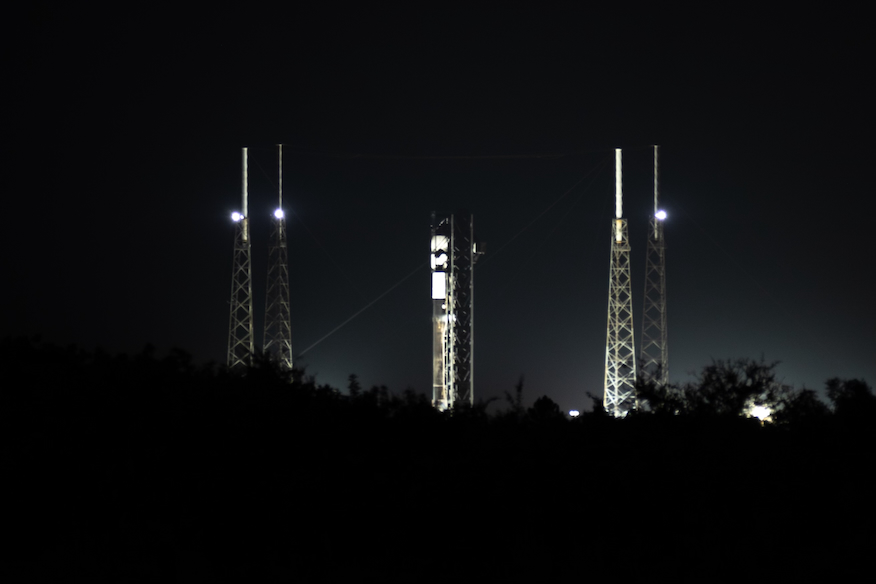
(4, 338), (874, 583)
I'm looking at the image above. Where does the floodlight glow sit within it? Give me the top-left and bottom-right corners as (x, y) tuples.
(749, 405), (771, 421)
(569, 410), (580, 418)
(274, 208), (284, 219)
(231, 212), (243, 222)
(655, 210), (667, 220)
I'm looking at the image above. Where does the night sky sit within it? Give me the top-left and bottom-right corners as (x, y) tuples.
(7, 6), (873, 414)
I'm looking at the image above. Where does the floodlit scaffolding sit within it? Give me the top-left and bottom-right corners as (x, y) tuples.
(640, 145), (668, 384)
(603, 148), (637, 416)
(264, 144), (293, 370)
(431, 211), (482, 411)
(227, 148), (255, 369)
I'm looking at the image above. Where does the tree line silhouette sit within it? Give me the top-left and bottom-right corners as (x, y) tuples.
(3, 336), (873, 582)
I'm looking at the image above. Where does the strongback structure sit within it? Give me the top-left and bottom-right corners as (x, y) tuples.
(431, 211), (482, 411)
(640, 145), (668, 384)
(264, 145), (293, 370)
(228, 148), (255, 369)
(603, 148), (637, 417)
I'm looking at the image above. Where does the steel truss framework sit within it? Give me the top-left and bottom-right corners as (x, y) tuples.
(604, 218), (637, 416)
(641, 216), (668, 383)
(263, 145), (293, 371)
(431, 211), (481, 411)
(264, 212), (292, 370)
(228, 148), (254, 370)
(228, 217), (254, 369)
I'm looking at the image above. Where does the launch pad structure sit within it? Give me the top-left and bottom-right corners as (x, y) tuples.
(640, 145), (668, 384)
(431, 211), (483, 411)
(223, 144), (667, 412)
(227, 148), (255, 370)
(603, 148), (637, 417)
(263, 145), (293, 370)
(228, 146), (292, 371)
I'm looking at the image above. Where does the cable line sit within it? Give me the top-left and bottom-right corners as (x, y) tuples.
(276, 146), (609, 160)
(296, 262), (428, 358)
(479, 154), (611, 267)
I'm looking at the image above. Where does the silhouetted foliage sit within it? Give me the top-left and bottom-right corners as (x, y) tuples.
(3, 335), (873, 581)
(772, 387), (831, 427)
(347, 373), (362, 397)
(638, 357), (795, 419)
(582, 390), (611, 418)
(825, 377), (876, 421)
(528, 395), (564, 422)
(500, 375), (526, 419)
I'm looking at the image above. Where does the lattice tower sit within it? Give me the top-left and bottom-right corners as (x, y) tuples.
(264, 144), (293, 370)
(227, 147), (254, 369)
(640, 145), (668, 384)
(603, 149), (637, 416)
(431, 211), (482, 411)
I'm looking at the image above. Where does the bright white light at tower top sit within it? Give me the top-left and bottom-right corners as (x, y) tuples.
(231, 212), (243, 222)
(655, 210), (667, 220)
(274, 209), (284, 219)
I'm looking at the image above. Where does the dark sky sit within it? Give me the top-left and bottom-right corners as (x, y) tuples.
(6, 6), (873, 413)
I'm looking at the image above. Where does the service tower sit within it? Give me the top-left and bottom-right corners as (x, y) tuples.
(227, 147), (255, 369)
(640, 145), (668, 384)
(431, 211), (482, 411)
(263, 145), (293, 370)
(603, 148), (637, 416)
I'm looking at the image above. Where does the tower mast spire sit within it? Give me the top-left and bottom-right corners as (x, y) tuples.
(603, 148), (637, 416)
(641, 145), (668, 384)
(227, 147), (255, 369)
(264, 144), (293, 370)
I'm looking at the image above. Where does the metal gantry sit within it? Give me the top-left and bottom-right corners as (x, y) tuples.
(264, 144), (293, 370)
(431, 211), (482, 411)
(640, 145), (668, 384)
(227, 147), (255, 369)
(603, 148), (637, 417)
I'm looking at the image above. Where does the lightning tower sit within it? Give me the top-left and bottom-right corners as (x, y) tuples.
(603, 148), (637, 416)
(264, 144), (293, 370)
(431, 211), (482, 411)
(640, 145), (668, 384)
(228, 148), (255, 369)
